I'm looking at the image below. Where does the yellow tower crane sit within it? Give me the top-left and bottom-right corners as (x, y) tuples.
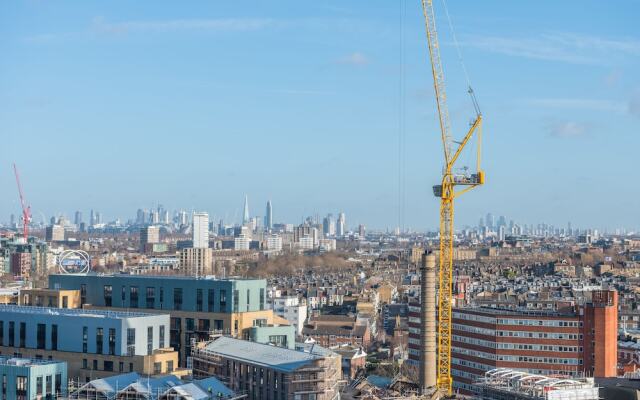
(419, 0), (484, 394)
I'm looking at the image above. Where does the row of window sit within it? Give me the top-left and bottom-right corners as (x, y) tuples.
(452, 334), (496, 349)
(452, 346), (496, 361)
(496, 343), (580, 352)
(81, 358), (173, 374)
(452, 323), (495, 337)
(4, 373), (63, 400)
(0, 321), (27, 348)
(80, 325), (165, 356)
(496, 355), (582, 365)
(496, 318), (581, 327)
(452, 312), (496, 324)
(101, 285), (266, 312)
(497, 331), (580, 340)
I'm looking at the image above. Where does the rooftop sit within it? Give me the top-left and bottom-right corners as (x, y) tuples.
(0, 356), (65, 367)
(0, 304), (157, 319)
(199, 337), (329, 373)
(50, 273), (262, 282)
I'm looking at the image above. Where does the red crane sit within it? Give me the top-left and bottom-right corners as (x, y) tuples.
(13, 163), (31, 239)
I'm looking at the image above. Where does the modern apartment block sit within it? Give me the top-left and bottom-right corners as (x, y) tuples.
(48, 274), (281, 366)
(0, 356), (67, 400)
(0, 305), (178, 382)
(191, 336), (341, 400)
(440, 290), (618, 395)
(270, 295), (307, 336)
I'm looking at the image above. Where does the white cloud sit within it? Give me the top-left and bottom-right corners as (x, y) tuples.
(461, 32), (640, 65)
(548, 121), (589, 138)
(337, 52), (369, 66)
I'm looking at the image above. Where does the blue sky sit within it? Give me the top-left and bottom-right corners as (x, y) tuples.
(1, 1), (638, 231)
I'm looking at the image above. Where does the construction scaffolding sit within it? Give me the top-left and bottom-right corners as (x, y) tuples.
(477, 368), (600, 400)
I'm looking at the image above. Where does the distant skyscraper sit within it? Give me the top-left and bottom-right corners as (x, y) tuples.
(74, 211), (82, 226)
(265, 201), (273, 231)
(323, 214), (335, 237)
(192, 212), (209, 248)
(178, 210), (188, 226)
(90, 210), (95, 226)
(337, 212), (346, 237)
(485, 213), (494, 231)
(162, 210), (170, 225)
(243, 195), (250, 225)
(95, 212), (102, 225)
(358, 224), (366, 239)
(151, 210), (160, 224)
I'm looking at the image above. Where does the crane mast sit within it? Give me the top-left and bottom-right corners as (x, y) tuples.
(13, 163), (31, 240)
(420, 0), (484, 394)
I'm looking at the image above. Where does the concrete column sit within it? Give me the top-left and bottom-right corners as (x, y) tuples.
(420, 252), (437, 393)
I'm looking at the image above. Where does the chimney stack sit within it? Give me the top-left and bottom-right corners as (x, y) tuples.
(420, 252), (437, 393)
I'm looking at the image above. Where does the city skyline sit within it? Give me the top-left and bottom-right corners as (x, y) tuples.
(1, 1), (638, 230)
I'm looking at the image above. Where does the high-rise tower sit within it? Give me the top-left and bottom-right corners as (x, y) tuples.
(265, 201), (273, 231)
(337, 212), (346, 237)
(192, 212), (209, 249)
(243, 195), (250, 225)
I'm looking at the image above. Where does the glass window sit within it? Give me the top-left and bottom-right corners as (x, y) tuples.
(8, 322), (14, 347)
(220, 290), (227, 308)
(108, 328), (116, 355)
(146, 287), (155, 309)
(233, 290), (239, 312)
(260, 288), (265, 310)
(16, 376), (27, 398)
(208, 289), (215, 312)
(46, 375), (52, 395)
(36, 376), (43, 395)
(104, 285), (113, 307)
(55, 373), (62, 395)
(51, 324), (58, 351)
(159, 325), (165, 348)
(196, 289), (203, 312)
(127, 328), (136, 356)
(130, 286), (139, 308)
(80, 284), (87, 305)
(82, 326), (88, 353)
(173, 288), (183, 310)
(147, 326), (153, 356)
(37, 323), (46, 349)
(96, 328), (104, 354)
(19, 322), (26, 347)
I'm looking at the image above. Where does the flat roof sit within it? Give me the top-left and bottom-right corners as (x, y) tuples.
(49, 273), (261, 282)
(201, 337), (324, 373)
(0, 356), (65, 367)
(0, 304), (158, 319)
(457, 306), (577, 318)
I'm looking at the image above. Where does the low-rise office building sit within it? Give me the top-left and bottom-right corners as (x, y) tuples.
(0, 356), (67, 400)
(0, 305), (179, 382)
(192, 336), (341, 400)
(48, 273), (284, 366)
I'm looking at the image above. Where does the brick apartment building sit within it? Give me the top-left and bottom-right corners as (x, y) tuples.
(301, 314), (371, 349)
(408, 290), (618, 395)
